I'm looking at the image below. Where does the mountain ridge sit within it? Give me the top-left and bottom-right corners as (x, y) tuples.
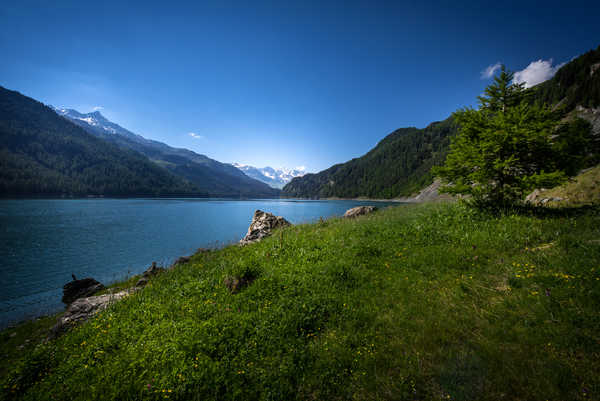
(53, 108), (280, 198)
(232, 163), (306, 188)
(283, 45), (600, 199)
(0, 86), (203, 197)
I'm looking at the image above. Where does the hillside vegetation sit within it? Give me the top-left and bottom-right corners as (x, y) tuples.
(56, 109), (280, 198)
(0, 87), (202, 197)
(283, 45), (600, 199)
(533, 164), (600, 206)
(533, 45), (600, 110)
(283, 118), (455, 198)
(2, 203), (599, 400)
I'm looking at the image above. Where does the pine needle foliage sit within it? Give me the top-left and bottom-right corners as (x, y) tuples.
(435, 66), (593, 208)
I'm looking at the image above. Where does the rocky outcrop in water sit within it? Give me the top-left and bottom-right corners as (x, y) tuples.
(62, 278), (105, 305)
(240, 210), (291, 245)
(343, 206), (377, 218)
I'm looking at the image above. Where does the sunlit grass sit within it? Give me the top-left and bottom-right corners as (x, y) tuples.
(2, 202), (599, 400)
(539, 164), (600, 206)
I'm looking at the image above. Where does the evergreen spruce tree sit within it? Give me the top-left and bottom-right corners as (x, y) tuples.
(434, 66), (592, 208)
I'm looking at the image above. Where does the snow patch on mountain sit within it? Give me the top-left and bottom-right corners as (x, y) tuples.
(233, 163), (306, 189)
(51, 106), (148, 143)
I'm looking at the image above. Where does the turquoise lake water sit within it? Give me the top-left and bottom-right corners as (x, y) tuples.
(0, 198), (397, 327)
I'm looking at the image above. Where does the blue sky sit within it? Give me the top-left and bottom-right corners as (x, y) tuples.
(1, 1), (599, 172)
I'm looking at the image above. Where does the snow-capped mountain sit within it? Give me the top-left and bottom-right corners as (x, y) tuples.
(233, 163), (306, 189)
(52, 107), (146, 143)
(50, 106), (280, 197)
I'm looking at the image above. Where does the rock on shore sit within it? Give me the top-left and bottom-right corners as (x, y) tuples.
(62, 278), (105, 305)
(50, 290), (133, 338)
(240, 210), (291, 245)
(343, 206), (377, 218)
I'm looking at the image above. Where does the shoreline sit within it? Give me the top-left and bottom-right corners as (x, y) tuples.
(0, 198), (394, 331)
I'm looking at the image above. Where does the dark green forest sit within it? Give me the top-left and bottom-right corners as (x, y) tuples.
(533, 45), (600, 110)
(58, 110), (280, 198)
(283, 118), (455, 198)
(0, 86), (203, 197)
(282, 45), (600, 199)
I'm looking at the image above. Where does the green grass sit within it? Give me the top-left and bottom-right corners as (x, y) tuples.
(2, 202), (600, 401)
(540, 164), (600, 206)
(0, 315), (59, 379)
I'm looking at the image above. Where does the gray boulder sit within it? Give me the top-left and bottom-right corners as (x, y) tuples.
(526, 189), (565, 205)
(240, 210), (291, 245)
(525, 189), (542, 204)
(343, 206), (377, 218)
(62, 278), (105, 305)
(50, 290), (133, 338)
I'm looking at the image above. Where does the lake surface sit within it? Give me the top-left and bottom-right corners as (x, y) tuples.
(0, 198), (397, 327)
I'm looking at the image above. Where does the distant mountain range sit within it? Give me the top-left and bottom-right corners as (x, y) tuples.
(52, 107), (280, 198)
(283, 45), (600, 199)
(3, 45), (598, 200)
(232, 163), (306, 189)
(0, 86), (199, 197)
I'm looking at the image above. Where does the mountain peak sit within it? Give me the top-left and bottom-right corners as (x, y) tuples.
(89, 110), (109, 122)
(233, 164), (307, 188)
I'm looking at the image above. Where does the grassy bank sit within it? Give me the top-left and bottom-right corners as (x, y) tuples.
(537, 164), (600, 206)
(2, 202), (600, 400)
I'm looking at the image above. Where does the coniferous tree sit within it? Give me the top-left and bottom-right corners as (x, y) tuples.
(435, 66), (592, 207)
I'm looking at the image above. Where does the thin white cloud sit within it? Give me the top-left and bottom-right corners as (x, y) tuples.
(513, 59), (566, 88)
(92, 106), (104, 111)
(188, 132), (204, 139)
(481, 62), (502, 79)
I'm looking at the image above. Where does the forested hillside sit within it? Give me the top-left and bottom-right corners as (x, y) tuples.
(283, 45), (600, 199)
(533, 45), (600, 110)
(55, 108), (281, 198)
(0, 87), (202, 197)
(283, 118), (455, 198)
